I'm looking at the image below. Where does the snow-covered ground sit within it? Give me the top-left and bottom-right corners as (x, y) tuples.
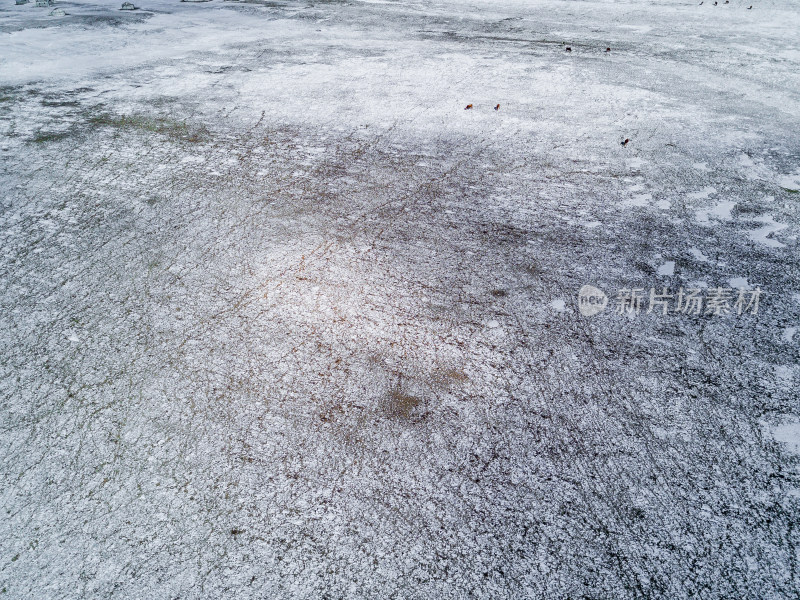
(1, 0), (799, 597)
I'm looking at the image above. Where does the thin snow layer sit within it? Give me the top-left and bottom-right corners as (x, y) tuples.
(1, 0), (800, 598)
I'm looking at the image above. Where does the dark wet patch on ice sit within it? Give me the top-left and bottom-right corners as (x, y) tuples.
(386, 388), (422, 419)
(87, 112), (212, 144)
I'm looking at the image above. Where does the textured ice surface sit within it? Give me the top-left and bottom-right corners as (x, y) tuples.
(1, 0), (800, 598)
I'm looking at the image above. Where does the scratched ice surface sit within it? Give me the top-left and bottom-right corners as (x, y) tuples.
(1, 0), (799, 597)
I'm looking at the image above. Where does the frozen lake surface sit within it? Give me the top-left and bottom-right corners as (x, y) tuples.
(1, 0), (799, 597)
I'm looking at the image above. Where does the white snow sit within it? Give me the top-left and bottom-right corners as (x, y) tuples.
(778, 172), (800, 190)
(2, 0), (800, 596)
(748, 215), (788, 248)
(689, 247), (710, 263)
(687, 187), (717, 201)
(696, 199), (735, 225)
(657, 261), (675, 277)
(769, 419), (800, 454)
(625, 193), (652, 208)
(728, 277), (751, 290)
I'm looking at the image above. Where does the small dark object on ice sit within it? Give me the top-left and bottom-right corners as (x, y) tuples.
(748, 5), (752, 8)
(713, 1), (717, 5)
(494, 104), (500, 110)
(606, 47), (611, 52)
(465, 104), (473, 110)
(621, 138), (630, 147)
(565, 47), (572, 52)
(121, 1), (136, 8)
